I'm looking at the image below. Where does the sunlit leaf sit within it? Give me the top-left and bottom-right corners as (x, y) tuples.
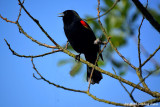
(110, 35), (126, 47)
(57, 59), (72, 66)
(119, 71), (126, 76)
(70, 62), (82, 77)
(104, 0), (114, 7)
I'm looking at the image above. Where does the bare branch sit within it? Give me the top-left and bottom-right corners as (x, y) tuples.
(4, 39), (62, 58)
(65, 41), (69, 49)
(112, 68), (138, 103)
(86, 0), (120, 21)
(0, 14), (16, 24)
(141, 45), (160, 67)
(31, 58), (86, 93)
(17, 22), (56, 48)
(16, 0), (25, 22)
(137, 0), (149, 89)
(0, 0), (24, 24)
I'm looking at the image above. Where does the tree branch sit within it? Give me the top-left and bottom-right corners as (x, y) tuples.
(0, 14), (16, 24)
(141, 45), (160, 67)
(17, 22), (56, 49)
(137, 1), (150, 89)
(4, 39), (62, 58)
(31, 58), (86, 93)
(112, 68), (138, 103)
(86, 0), (120, 21)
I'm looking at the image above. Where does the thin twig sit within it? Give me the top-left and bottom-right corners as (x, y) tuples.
(86, 0), (120, 21)
(112, 68), (138, 103)
(65, 41), (69, 49)
(4, 39), (62, 58)
(17, 22), (56, 48)
(16, 0), (25, 22)
(141, 45), (160, 67)
(137, 5), (149, 89)
(137, 17), (144, 78)
(31, 58), (86, 93)
(0, 0), (24, 24)
(133, 36), (160, 68)
(0, 14), (16, 23)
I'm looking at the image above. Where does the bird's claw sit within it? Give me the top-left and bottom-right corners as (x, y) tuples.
(75, 54), (81, 61)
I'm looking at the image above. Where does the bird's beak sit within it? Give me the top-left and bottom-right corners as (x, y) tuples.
(58, 12), (64, 17)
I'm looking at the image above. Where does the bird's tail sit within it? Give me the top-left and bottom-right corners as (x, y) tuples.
(84, 52), (102, 84)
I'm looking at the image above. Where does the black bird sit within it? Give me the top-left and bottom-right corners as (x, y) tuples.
(59, 10), (103, 84)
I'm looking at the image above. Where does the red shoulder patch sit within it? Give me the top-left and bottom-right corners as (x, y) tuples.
(80, 20), (89, 28)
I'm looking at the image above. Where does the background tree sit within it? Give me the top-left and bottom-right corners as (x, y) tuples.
(0, 0), (160, 106)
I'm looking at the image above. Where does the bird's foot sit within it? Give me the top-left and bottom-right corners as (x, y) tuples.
(75, 53), (81, 61)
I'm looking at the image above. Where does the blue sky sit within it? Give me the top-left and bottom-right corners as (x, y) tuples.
(0, 0), (160, 107)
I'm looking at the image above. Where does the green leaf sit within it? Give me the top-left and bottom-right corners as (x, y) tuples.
(110, 35), (126, 47)
(121, 0), (130, 17)
(111, 59), (123, 68)
(104, 0), (114, 7)
(119, 71), (126, 76)
(97, 60), (106, 66)
(57, 59), (72, 66)
(70, 62), (82, 77)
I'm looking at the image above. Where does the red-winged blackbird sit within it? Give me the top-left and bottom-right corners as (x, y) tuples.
(59, 10), (103, 84)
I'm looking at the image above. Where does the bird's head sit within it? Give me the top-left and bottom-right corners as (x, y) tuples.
(59, 10), (81, 24)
